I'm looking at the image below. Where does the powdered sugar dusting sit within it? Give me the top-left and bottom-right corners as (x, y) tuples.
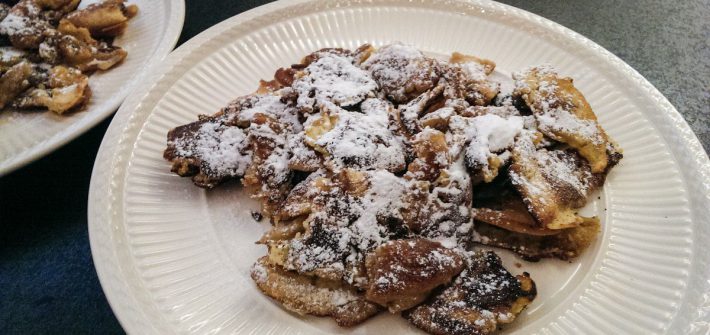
(312, 104), (405, 172)
(362, 43), (440, 103)
(462, 114), (523, 170)
(535, 148), (592, 196)
(458, 61), (487, 82)
(250, 261), (268, 283)
(161, 43), (625, 331)
(514, 65), (604, 145)
(287, 132), (320, 169)
(236, 94), (301, 132)
(174, 121), (252, 177)
(0, 46), (26, 62)
(292, 53), (377, 110)
(0, 13), (30, 35)
(536, 108), (603, 144)
(284, 170), (411, 283)
(331, 289), (360, 306)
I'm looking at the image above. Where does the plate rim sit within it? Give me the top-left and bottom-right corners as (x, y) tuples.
(0, 0), (187, 177)
(88, 0), (710, 334)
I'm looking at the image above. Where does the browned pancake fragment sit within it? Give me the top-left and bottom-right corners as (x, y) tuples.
(362, 43), (442, 104)
(304, 102), (406, 172)
(163, 105), (251, 188)
(257, 44), (374, 95)
(512, 66), (618, 173)
(444, 52), (499, 106)
(446, 110), (523, 185)
(404, 251), (536, 335)
(472, 177), (559, 237)
(469, 152), (607, 260)
(291, 50), (378, 112)
(64, 0), (138, 37)
(250, 257), (381, 327)
(508, 134), (619, 230)
(287, 132), (321, 172)
(164, 94), (299, 197)
(364, 239), (464, 312)
(12, 65), (91, 114)
(473, 220), (600, 262)
(0, 61), (32, 109)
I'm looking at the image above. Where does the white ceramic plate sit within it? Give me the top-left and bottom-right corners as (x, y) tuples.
(88, 1), (710, 334)
(0, 0), (185, 176)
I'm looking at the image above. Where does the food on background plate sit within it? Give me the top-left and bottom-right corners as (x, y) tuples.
(0, 0), (137, 114)
(163, 43), (621, 334)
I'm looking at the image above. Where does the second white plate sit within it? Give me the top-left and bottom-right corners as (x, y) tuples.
(89, 0), (710, 334)
(0, 0), (185, 175)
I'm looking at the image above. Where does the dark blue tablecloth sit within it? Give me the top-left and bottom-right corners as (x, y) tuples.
(1, 1), (707, 334)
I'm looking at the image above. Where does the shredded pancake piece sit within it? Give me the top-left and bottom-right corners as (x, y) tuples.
(513, 66), (615, 173)
(365, 238), (465, 312)
(447, 110), (523, 184)
(0, 60), (32, 108)
(251, 257), (381, 327)
(471, 176), (601, 260)
(164, 94), (293, 188)
(508, 133), (611, 230)
(292, 51), (377, 112)
(362, 43), (442, 104)
(444, 52), (499, 106)
(304, 101), (406, 172)
(404, 251), (536, 335)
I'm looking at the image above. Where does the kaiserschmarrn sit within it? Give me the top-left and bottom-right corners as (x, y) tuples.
(163, 43), (621, 334)
(0, 0), (137, 114)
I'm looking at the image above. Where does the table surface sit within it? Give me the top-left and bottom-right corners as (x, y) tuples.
(1, 1), (708, 334)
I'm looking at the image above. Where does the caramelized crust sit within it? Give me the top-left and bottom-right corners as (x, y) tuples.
(474, 197), (559, 237)
(508, 135), (611, 230)
(362, 43), (442, 104)
(404, 251), (536, 335)
(163, 107), (249, 188)
(12, 65), (91, 114)
(364, 239), (464, 312)
(405, 128), (449, 182)
(251, 257), (381, 327)
(398, 84), (446, 136)
(473, 220), (600, 261)
(513, 66), (613, 173)
(444, 52), (499, 106)
(0, 61), (32, 108)
(64, 0), (137, 37)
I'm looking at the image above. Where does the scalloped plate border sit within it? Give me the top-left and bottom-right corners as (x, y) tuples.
(88, 1), (710, 334)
